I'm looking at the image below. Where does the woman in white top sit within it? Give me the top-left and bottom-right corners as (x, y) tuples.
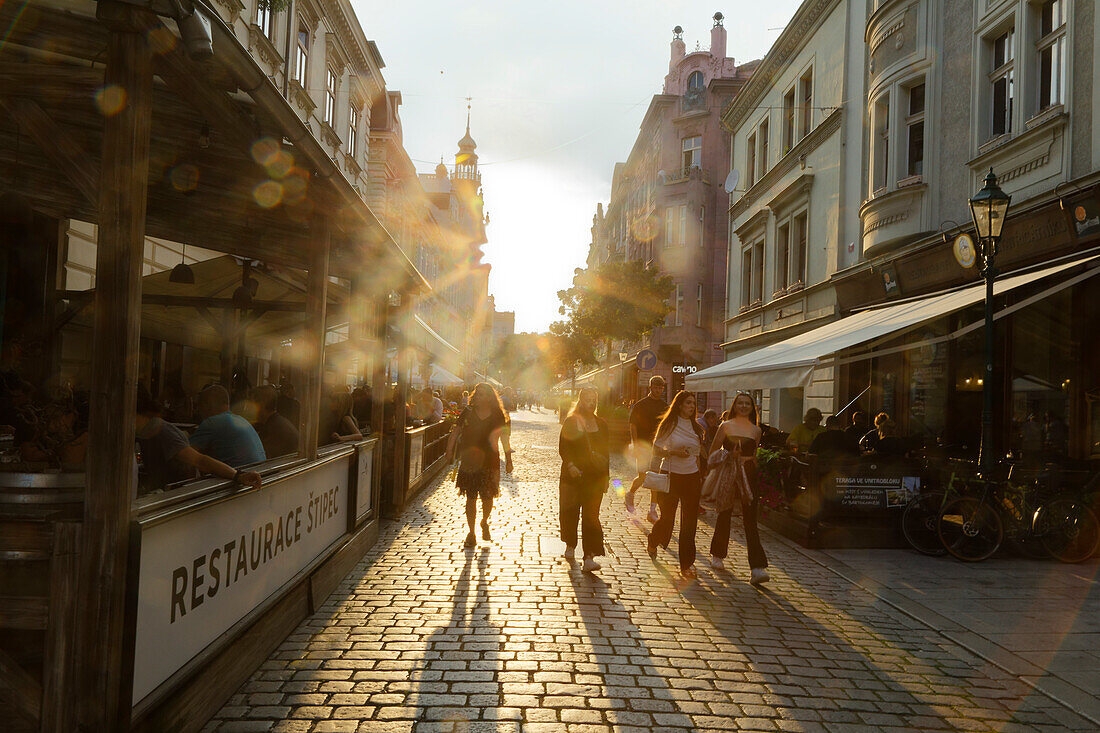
(647, 390), (706, 578)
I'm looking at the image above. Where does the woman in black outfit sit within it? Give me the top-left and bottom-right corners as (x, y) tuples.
(558, 387), (609, 573)
(707, 392), (770, 585)
(445, 383), (513, 548)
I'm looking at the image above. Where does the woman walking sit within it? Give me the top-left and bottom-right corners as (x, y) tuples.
(445, 383), (514, 548)
(558, 387), (609, 572)
(707, 392), (770, 586)
(647, 391), (706, 578)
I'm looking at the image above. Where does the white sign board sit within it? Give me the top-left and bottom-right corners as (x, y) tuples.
(132, 455), (350, 705)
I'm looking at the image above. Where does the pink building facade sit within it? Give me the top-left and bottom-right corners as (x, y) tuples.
(584, 14), (756, 411)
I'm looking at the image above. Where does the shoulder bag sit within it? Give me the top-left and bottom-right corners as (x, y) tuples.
(642, 456), (670, 493)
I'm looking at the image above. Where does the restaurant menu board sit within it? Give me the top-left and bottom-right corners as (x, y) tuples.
(131, 455), (351, 706)
(827, 474), (921, 513)
(355, 441), (375, 521)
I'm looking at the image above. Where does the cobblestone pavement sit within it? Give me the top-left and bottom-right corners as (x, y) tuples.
(208, 411), (1096, 732)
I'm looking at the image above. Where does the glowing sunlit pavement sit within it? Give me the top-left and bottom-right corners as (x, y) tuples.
(206, 411), (1096, 732)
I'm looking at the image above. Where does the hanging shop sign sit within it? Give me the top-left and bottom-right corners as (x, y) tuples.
(953, 233), (977, 269)
(130, 452), (353, 708)
(671, 364), (698, 374)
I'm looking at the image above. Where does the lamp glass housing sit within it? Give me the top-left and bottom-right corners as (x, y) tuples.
(969, 168), (1011, 242)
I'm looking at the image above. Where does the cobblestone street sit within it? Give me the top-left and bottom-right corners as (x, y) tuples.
(208, 411), (1097, 733)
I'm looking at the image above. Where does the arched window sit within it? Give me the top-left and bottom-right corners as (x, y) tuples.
(688, 71), (705, 90)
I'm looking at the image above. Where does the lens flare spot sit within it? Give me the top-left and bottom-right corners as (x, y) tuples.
(169, 164), (199, 192)
(252, 180), (283, 208)
(631, 212), (659, 242)
(264, 150), (294, 179)
(250, 137), (281, 166)
(94, 85), (127, 116)
(280, 169), (309, 204)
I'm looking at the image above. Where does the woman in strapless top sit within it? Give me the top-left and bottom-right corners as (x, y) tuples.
(706, 393), (770, 585)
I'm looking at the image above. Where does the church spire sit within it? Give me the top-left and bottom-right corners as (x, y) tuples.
(455, 97), (479, 183)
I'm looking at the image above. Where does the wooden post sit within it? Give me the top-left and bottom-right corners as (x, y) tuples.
(390, 298), (411, 510)
(370, 296), (386, 438)
(300, 218), (330, 459)
(77, 4), (153, 729)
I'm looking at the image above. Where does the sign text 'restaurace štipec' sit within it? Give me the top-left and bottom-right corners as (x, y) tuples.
(132, 456), (351, 706)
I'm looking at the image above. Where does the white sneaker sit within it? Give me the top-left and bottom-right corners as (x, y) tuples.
(583, 556), (601, 572)
(750, 567), (771, 586)
(647, 505), (660, 523)
(563, 545), (576, 560)
(709, 555), (724, 569)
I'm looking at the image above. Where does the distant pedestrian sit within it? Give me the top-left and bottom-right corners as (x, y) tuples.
(707, 392), (770, 585)
(647, 390), (705, 579)
(445, 383), (514, 548)
(625, 375), (669, 522)
(558, 387), (609, 572)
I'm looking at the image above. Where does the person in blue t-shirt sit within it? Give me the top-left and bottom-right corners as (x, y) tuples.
(190, 385), (266, 467)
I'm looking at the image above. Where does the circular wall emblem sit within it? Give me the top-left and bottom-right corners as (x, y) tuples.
(953, 233), (977, 269)
(1075, 205), (1088, 223)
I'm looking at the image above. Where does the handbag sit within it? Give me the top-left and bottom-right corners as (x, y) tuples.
(642, 457), (670, 493)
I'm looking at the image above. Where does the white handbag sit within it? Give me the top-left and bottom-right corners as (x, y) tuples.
(642, 457), (670, 493)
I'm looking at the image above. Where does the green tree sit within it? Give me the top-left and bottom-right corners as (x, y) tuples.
(546, 320), (597, 384)
(555, 260), (674, 357)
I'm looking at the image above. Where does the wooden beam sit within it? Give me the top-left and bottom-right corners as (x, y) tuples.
(41, 522), (80, 733)
(0, 96), (97, 204)
(301, 219), (330, 459)
(76, 4), (154, 729)
(0, 645), (41, 726)
(57, 290), (308, 312)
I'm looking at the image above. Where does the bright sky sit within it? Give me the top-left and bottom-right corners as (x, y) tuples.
(353, 1), (803, 333)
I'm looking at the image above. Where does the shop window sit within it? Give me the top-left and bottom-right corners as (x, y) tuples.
(905, 82), (925, 178)
(990, 27), (1014, 137)
(1010, 288), (1073, 458)
(1037, 0), (1066, 110)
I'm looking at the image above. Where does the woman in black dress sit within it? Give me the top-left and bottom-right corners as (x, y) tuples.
(707, 392), (770, 585)
(445, 383), (513, 548)
(558, 387), (609, 572)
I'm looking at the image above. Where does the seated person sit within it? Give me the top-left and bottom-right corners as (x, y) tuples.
(787, 408), (825, 453)
(190, 385), (266, 467)
(251, 385), (300, 459)
(860, 412), (891, 453)
(809, 415), (858, 460)
(136, 386), (261, 492)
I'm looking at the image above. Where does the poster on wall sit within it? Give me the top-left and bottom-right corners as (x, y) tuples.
(827, 474), (921, 512)
(131, 455), (351, 707)
(355, 441), (375, 522)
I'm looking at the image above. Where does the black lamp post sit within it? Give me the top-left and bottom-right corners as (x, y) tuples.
(968, 168), (1011, 475)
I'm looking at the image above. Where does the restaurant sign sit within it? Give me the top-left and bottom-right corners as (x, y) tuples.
(826, 473), (921, 512)
(130, 454), (351, 706)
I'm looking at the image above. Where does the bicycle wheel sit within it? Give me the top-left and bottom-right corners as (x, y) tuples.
(902, 492), (948, 556)
(937, 496), (1003, 562)
(1040, 499), (1100, 563)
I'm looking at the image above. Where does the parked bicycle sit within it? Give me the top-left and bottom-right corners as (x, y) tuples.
(936, 472), (1099, 563)
(901, 458), (979, 557)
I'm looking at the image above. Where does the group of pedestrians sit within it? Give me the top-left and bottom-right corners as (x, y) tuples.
(444, 378), (770, 585)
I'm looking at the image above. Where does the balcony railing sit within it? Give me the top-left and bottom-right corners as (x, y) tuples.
(664, 166), (711, 185)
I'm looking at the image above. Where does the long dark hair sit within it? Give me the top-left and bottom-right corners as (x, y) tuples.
(655, 390), (704, 442)
(727, 392), (759, 426)
(567, 387), (598, 418)
(468, 382), (509, 425)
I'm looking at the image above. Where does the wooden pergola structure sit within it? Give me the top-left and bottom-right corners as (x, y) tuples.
(0, 1), (425, 729)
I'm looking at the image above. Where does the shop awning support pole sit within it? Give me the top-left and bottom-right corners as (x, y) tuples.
(301, 218), (330, 460)
(77, 3), (154, 729)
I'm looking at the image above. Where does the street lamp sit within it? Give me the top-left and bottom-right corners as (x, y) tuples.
(968, 168), (1011, 475)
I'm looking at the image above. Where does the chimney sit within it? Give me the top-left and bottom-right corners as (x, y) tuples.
(669, 25), (685, 72)
(710, 12), (726, 59)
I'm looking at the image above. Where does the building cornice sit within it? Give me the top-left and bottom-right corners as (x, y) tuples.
(730, 108), (842, 220)
(722, 0), (843, 132)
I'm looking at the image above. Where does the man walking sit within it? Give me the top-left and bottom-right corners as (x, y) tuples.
(625, 375), (668, 522)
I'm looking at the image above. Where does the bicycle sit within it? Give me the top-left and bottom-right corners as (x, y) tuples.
(936, 473), (1100, 563)
(901, 458), (978, 556)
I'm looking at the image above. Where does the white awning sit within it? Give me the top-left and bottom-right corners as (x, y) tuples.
(687, 255), (1100, 392)
(428, 365), (464, 386)
(413, 314), (461, 357)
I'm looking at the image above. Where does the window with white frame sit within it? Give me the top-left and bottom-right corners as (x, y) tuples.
(740, 238), (764, 307)
(682, 136), (702, 170)
(257, 4), (276, 40)
(905, 82), (925, 177)
(1036, 0), (1066, 110)
(698, 206), (705, 247)
(990, 27), (1014, 137)
(664, 205), (686, 247)
(295, 24), (309, 84)
(873, 93), (890, 192)
(757, 118), (769, 178)
(696, 283), (704, 327)
(348, 105), (359, 156)
(324, 68), (337, 125)
(746, 132), (757, 187)
(799, 68), (813, 138)
(782, 88), (796, 153)
(776, 220), (790, 293)
(668, 284), (684, 326)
